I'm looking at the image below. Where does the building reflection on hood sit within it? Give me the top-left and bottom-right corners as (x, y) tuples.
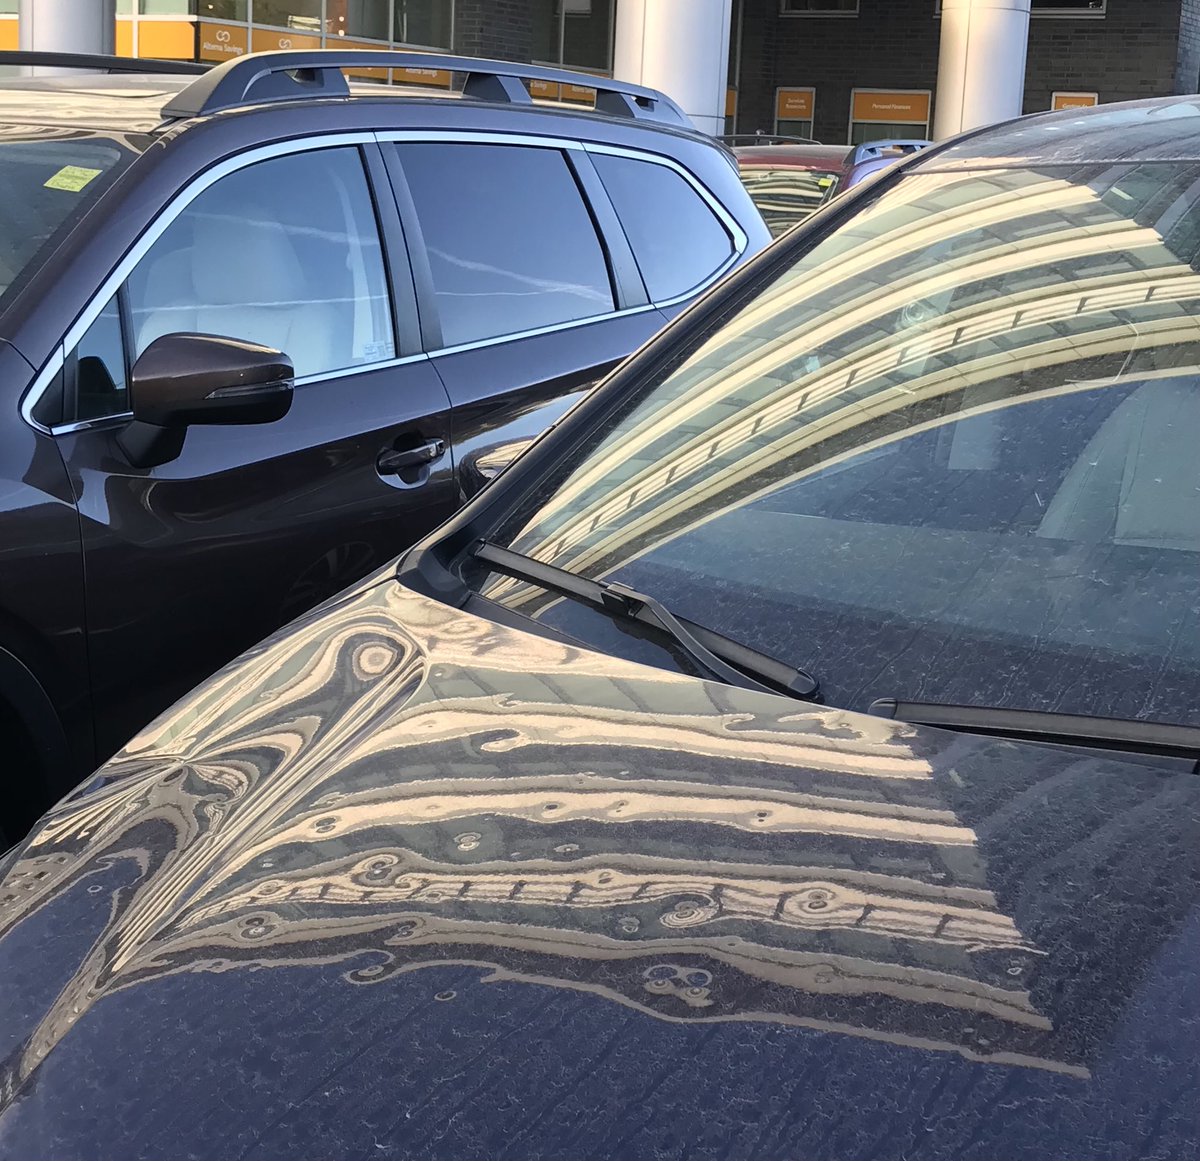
(1, 581), (1145, 1109)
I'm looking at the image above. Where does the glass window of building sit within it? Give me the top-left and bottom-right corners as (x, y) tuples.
(396, 142), (615, 347)
(196, 1), (248, 19)
(393, 0), (452, 48)
(780, 0), (859, 13)
(253, 0), (322, 31)
(533, 0), (614, 72)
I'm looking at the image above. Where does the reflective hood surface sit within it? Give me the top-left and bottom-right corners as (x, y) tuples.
(0, 579), (1197, 1160)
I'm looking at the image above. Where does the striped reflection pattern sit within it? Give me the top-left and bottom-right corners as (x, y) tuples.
(487, 164), (1200, 614)
(0, 580), (1107, 1106)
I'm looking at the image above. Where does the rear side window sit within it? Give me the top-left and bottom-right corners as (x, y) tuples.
(396, 143), (615, 348)
(592, 152), (734, 302)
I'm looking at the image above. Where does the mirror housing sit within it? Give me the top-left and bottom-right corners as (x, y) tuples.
(118, 333), (294, 468)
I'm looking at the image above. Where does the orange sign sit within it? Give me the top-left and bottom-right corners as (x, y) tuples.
(137, 19), (196, 60)
(726, 87), (737, 118)
(393, 65), (453, 88)
(0, 18), (14, 53)
(851, 89), (931, 125)
(199, 20), (248, 61)
(529, 78), (560, 99)
(1052, 91), (1099, 111)
(251, 27), (322, 54)
(776, 88), (815, 121)
(561, 82), (596, 104)
(335, 41), (389, 82)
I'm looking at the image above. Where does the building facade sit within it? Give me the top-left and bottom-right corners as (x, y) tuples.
(1, 1), (1198, 143)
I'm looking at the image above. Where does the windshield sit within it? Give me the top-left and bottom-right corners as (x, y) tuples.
(481, 161), (1200, 729)
(0, 131), (134, 305)
(739, 165), (840, 236)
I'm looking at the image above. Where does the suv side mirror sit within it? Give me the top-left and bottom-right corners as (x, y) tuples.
(117, 333), (294, 469)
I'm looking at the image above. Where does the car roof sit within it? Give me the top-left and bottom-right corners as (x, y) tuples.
(734, 143), (853, 169)
(919, 94), (1200, 169)
(0, 56), (718, 147)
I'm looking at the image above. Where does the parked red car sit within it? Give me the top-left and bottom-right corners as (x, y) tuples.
(734, 139), (931, 236)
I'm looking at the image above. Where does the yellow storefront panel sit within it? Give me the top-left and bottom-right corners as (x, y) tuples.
(199, 20), (248, 62)
(851, 89), (931, 125)
(0, 18), (14, 52)
(115, 18), (134, 57)
(251, 27), (322, 54)
(393, 65), (453, 88)
(337, 41), (389, 82)
(138, 20), (195, 61)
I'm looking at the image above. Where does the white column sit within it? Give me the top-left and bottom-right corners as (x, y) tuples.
(19, 0), (116, 65)
(933, 0), (1030, 140)
(614, 0), (732, 137)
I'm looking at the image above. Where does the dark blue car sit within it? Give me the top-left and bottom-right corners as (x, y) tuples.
(2, 95), (1200, 1160)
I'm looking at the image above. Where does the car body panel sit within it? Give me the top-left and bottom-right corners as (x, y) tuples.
(0, 70), (767, 820)
(0, 579), (1197, 1159)
(0, 341), (91, 792)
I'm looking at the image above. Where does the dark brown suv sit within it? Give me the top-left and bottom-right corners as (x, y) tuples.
(0, 48), (768, 838)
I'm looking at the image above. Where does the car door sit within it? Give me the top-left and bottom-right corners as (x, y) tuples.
(46, 140), (457, 761)
(382, 137), (669, 499)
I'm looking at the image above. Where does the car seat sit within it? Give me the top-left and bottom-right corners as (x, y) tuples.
(1037, 376), (1200, 550)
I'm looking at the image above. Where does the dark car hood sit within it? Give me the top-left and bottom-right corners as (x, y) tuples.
(0, 579), (1197, 1160)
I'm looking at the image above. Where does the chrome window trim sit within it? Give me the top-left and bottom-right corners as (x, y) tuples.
(291, 351), (429, 387)
(25, 130), (750, 431)
(376, 129), (585, 151)
(32, 354), (431, 437)
(431, 302), (661, 358)
(583, 141), (749, 305)
(377, 130), (749, 356)
(22, 132), (381, 434)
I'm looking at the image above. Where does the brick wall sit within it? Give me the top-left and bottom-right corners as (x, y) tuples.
(454, 0), (534, 61)
(1175, 0), (1200, 92)
(735, 0), (1187, 143)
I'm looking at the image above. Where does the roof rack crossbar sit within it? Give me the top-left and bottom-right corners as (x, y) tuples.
(0, 50), (208, 76)
(160, 50), (690, 126)
(849, 139), (932, 165)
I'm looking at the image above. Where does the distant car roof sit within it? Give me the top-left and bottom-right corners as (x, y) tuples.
(920, 95), (1200, 169)
(733, 143), (854, 169)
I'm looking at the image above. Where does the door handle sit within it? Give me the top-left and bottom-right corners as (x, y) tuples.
(377, 438), (445, 476)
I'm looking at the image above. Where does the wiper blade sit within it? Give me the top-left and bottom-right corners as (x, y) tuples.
(869, 698), (1200, 769)
(474, 540), (820, 702)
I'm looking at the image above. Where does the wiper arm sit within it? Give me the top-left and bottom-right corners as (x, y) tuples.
(869, 698), (1200, 770)
(474, 540), (820, 702)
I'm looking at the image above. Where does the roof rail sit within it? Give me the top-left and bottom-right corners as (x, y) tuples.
(849, 139), (932, 165)
(161, 49), (691, 127)
(0, 50), (208, 76)
(718, 133), (821, 147)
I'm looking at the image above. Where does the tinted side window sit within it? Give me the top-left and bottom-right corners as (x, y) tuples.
(126, 146), (394, 380)
(593, 153), (734, 302)
(71, 293), (127, 422)
(397, 143), (615, 348)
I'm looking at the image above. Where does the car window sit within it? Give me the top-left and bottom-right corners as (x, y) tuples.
(396, 142), (615, 349)
(738, 165), (840, 237)
(70, 293), (127, 422)
(0, 133), (134, 310)
(592, 152), (735, 301)
(482, 162), (1200, 730)
(125, 146), (394, 381)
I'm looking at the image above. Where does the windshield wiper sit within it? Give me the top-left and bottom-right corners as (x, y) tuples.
(473, 540), (820, 702)
(869, 698), (1200, 770)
